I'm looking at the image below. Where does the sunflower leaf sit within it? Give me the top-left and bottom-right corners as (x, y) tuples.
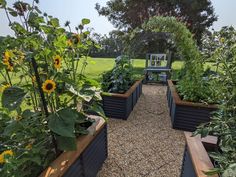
(48, 108), (76, 137)
(2, 86), (27, 111)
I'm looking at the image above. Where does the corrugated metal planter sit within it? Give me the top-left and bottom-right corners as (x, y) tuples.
(181, 132), (218, 177)
(101, 79), (143, 120)
(39, 116), (107, 177)
(167, 80), (218, 131)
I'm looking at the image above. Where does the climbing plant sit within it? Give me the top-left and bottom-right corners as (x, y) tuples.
(142, 16), (215, 103)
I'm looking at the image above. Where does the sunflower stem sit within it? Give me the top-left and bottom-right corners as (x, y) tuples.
(5, 69), (12, 86)
(31, 57), (59, 155)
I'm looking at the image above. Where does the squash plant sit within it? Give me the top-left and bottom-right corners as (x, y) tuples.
(0, 0), (104, 176)
(101, 55), (134, 93)
(142, 16), (216, 103)
(194, 27), (236, 176)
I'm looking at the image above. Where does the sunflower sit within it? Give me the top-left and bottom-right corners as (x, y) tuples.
(0, 84), (10, 93)
(3, 51), (10, 60)
(53, 55), (62, 69)
(42, 80), (56, 94)
(0, 150), (13, 164)
(2, 50), (14, 71)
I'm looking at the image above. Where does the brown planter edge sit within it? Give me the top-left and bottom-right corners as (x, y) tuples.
(101, 79), (143, 98)
(101, 79), (143, 120)
(167, 80), (218, 109)
(182, 132), (219, 177)
(39, 116), (106, 177)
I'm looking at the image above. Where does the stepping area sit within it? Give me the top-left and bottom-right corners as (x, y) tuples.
(98, 84), (185, 177)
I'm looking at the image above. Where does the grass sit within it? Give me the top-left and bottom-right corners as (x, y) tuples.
(80, 58), (184, 81)
(0, 57), (217, 84)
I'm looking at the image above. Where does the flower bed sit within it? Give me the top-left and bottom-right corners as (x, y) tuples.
(101, 79), (142, 120)
(167, 80), (218, 131)
(39, 116), (107, 177)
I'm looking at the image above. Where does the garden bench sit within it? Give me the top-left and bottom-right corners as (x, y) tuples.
(144, 52), (172, 83)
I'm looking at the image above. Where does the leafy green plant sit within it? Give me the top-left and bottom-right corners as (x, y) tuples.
(143, 16), (216, 103)
(194, 27), (236, 176)
(101, 55), (134, 93)
(0, 0), (105, 176)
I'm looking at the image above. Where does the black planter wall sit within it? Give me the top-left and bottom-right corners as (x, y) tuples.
(64, 124), (108, 177)
(167, 80), (218, 132)
(102, 80), (143, 120)
(181, 145), (197, 177)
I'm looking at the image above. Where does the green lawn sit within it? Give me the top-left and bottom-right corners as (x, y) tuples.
(0, 57), (216, 83)
(80, 58), (184, 81)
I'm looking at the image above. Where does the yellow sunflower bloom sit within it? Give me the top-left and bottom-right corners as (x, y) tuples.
(42, 80), (56, 94)
(53, 55), (62, 69)
(2, 51), (14, 71)
(0, 84), (10, 93)
(0, 150), (13, 164)
(4, 51), (11, 60)
(7, 61), (14, 71)
(0, 154), (4, 164)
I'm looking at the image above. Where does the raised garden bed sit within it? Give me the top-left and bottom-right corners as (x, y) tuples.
(181, 132), (218, 177)
(167, 80), (218, 131)
(39, 116), (107, 177)
(101, 79), (143, 120)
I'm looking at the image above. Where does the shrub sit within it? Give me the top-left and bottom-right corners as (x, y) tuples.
(194, 27), (236, 175)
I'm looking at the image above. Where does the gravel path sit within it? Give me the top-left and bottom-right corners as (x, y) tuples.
(98, 84), (185, 177)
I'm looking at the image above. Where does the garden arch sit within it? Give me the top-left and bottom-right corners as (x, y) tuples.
(142, 16), (205, 101)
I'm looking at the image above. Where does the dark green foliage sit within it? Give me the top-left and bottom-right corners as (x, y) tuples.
(96, 0), (217, 45)
(102, 55), (134, 93)
(90, 30), (125, 58)
(194, 27), (236, 175)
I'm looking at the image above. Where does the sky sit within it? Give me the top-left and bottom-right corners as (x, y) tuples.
(0, 0), (236, 36)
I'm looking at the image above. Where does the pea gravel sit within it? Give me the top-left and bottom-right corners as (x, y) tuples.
(97, 84), (185, 177)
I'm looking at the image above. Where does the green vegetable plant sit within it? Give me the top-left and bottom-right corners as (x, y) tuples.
(142, 16), (216, 103)
(194, 27), (236, 176)
(101, 55), (134, 93)
(0, 0), (104, 176)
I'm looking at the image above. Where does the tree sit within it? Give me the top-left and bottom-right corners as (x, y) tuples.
(90, 30), (126, 57)
(96, 0), (217, 44)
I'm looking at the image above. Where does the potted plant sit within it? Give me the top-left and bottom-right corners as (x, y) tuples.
(101, 55), (143, 120)
(144, 16), (218, 131)
(0, 1), (107, 177)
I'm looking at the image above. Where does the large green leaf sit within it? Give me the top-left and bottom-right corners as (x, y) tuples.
(48, 108), (77, 137)
(2, 86), (27, 111)
(56, 135), (77, 151)
(3, 121), (22, 136)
